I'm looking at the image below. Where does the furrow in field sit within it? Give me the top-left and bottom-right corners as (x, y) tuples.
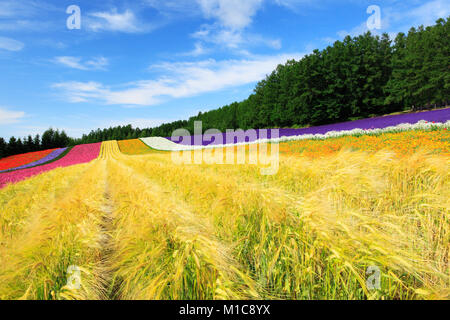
(98, 141), (121, 160)
(1, 135), (448, 300)
(96, 161), (118, 300)
(104, 157), (260, 299)
(117, 153), (327, 299)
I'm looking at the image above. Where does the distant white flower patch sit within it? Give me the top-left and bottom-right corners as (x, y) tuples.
(140, 137), (201, 151)
(140, 120), (450, 151)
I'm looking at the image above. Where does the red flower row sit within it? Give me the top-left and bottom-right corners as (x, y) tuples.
(0, 149), (57, 171)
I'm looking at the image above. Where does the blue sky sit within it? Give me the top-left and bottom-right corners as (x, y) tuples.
(0, 0), (448, 138)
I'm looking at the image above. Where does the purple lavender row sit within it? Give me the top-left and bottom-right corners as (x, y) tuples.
(169, 108), (450, 146)
(0, 148), (67, 173)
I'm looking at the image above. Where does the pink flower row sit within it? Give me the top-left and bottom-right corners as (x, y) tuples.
(0, 143), (102, 189)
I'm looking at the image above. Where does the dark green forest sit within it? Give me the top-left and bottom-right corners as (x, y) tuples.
(0, 128), (70, 159)
(1, 18), (449, 158)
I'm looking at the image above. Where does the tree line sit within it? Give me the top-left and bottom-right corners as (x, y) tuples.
(1, 18), (449, 158)
(71, 125), (151, 145)
(144, 17), (448, 136)
(0, 129), (70, 159)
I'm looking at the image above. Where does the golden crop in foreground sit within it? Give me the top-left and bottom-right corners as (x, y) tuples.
(0, 140), (448, 300)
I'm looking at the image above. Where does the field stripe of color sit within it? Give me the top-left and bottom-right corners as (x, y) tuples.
(0, 148), (68, 173)
(0, 143), (101, 189)
(0, 149), (57, 171)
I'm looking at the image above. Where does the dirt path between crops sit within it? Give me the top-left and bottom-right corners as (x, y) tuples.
(97, 163), (121, 300)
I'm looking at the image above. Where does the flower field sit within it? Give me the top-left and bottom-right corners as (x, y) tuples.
(0, 143), (101, 188)
(156, 120), (450, 151)
(0, 148), (57, 171)
(169, 108), (450, 146)
(1, 7), (450, 304)
(117, 139), (155, 155)
(0, 148), (68, 173)
(141, 136), (200, 151)
(0, 129), (448, 300)
(280, 129), (450, 158)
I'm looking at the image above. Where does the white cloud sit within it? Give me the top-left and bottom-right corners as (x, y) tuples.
(273, 0), (312, 10)
(197, 0), (263, 30)
(146, 0), (304, 52)
(0, 36), (24, 51)
(337, 21), (369, 38)
(87, 9), (150, 33)
(144, 0), (199, 15)
(84, 57), (109, 70)
(0, 0), (58, 32)
(336, 0), (450, 40)
(53, 53), (304, 106)
(0, 0), (40, 18)
(0, 107), (25, 124)
(248, 34), (282, 49)
(54, 56), (109, 71)
(192, 23), (282, 50)
(52, 81), (108, 103)
(193, 25), (243, 48)
(390, 0), (450, 28)
(55, 57), (84, 70)
(182, 42), (211, 56)
(190, 0), (284, 51)
(145, 0), (312, 19)
(0, 20), (35, 31)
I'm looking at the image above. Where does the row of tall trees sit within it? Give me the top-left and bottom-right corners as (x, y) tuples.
(72, 125), (151, 145)
(0, 129), (70, 159)
(145, 17), (449, 136)
(385, 19), (449, 109)
(71, 122), (194, 145)
(1, 18), (449, 158)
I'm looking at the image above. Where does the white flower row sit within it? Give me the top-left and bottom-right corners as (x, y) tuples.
(140, 120), (450, 151)
(140, 137), (199, 151)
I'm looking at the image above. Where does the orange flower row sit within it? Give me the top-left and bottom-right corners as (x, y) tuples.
(279, 129), (450, 158)
(118, 139), (155, 155)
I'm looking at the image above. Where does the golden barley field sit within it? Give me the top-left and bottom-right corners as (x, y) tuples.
(0, 135), (449, 300)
